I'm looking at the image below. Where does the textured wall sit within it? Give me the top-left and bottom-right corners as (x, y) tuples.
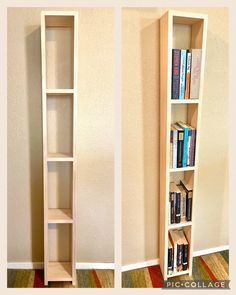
(122, 7), (228, 265)
(8, 8), (114, 263)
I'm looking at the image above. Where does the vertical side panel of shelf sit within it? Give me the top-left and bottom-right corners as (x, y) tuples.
(72, 12), (78, 286)
(41, 12), (48, 285)
(187, 16), (208, 276)
(159, 11), (172, 280)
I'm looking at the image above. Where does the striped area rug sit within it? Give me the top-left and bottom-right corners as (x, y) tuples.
(8, 269), (114, 288)
(122, 250), (229, 288)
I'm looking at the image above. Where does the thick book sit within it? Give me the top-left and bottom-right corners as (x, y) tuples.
(173, 123), (184, 168)
(169, 230), (178, 272)
(168, 238), (173, 274)
(169, 229), (183, 272)
(172, 49), (181, 99)
(185, 52), (192, 99)
(191, 129), (197, 166)
(177, 184), (187, 222)
(180, 179), (193, 221)
(179, 50), (187, 100)
(169, 191), (175, 224)
(177, 122), (189, 167)
(190, 49), (202, 99)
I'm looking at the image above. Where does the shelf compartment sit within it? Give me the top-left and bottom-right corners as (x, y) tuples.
(48, 224), (72, 263)
(171, 104), (198, 129)
(47, 153), (74, 162)
(48, 209), (73, 223)
(48, 162), (72, 209)
(47, 94), (73, 156)
(45, 16), (74, 89)
(46, 89), (74, 95)
(48, 262), (72, 281)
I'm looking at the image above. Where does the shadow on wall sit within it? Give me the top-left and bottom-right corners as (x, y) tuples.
(25, 26), (44, 262)
(140, 18), (160, 261)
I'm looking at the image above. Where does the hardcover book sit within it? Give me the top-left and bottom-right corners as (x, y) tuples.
(190, 49), (202, 99)
(171, 49), (181, 99)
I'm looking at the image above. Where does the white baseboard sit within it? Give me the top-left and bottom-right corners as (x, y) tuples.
(7, 245), (229, 271)
(7, 262), (114, 270)
(121, 245), (229, 272)
(193, 245), (229, 257)
(121, 259), (159, 272)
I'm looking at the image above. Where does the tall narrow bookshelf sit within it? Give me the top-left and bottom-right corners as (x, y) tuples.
(41, 11), (78, 285)
(159, 10), (208, 280)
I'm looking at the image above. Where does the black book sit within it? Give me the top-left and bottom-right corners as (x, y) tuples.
(179, 230), (189, 271)
(180, 179), (193, 222)
(172, 49), (181, 99)
(170, 191), (175, 224)
(177, 243), (183, 272)
(173, 123), (184, 168)
(168, 238), (173, 274)
(175, 191), (181, 223)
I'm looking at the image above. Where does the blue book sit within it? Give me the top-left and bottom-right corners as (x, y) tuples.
(177, 122), (189, 167)
(179, 50), (187, 99)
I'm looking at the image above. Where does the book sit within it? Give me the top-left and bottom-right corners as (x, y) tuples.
(170, 129), (173, 168)
(180, 179), (193, 221)
(185, 51), (192, 99)
(179, 50), (187, 100)
(178, 230), (189, 271)
(169, 191), (175, 224)
(177, 122), (189, 167)
(172, 49), (181, 99)
(169, 230), (178, 272)
(177, 184), (187, 222)
(190, 49), (202, 99)
(173, 123), (184, 168)
(168, 237), (174, 274)
(170, 182), (181, 223)
(169, 229), (183, 272)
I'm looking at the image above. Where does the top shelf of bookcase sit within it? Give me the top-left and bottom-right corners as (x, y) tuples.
(170, 10), (208, 24)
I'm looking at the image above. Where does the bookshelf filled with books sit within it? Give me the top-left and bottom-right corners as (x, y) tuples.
(159, 10), (207, 280)
(41, 11), (78, 285)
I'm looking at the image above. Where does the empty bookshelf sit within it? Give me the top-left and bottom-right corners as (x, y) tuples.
(41, 11), (78, 285)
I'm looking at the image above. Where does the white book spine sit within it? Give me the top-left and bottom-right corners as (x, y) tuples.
(173, 130), (178, 168)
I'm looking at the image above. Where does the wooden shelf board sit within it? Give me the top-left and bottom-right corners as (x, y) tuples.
(46, 89), (74, 95)
(47, 153), (74, 162)
(48, 262), (72, 281)
(168, 221), (192, 230)
(169, 167), (195, 173)
(48, 209), (73, 223)
(170, 99), (199, 104)
(167, 269), (190, 278)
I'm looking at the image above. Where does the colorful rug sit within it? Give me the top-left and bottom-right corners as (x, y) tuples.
(122, 250), (229, 288)
(8, 269), (114, 288)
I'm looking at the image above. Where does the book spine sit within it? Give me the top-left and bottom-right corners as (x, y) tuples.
(191, 129), (196, 166)
(177, 244), (183, 271)
(179, 50), (187, 100)
(177, 130), (184, 168)
(173, 129), (178, 168)
(173, 243), (177, 272)
(187, 129), (192, 166)
(172, 49), (181, 99)
(175, 192), (181, 223)
(181, 191), (186, 221)
(190, 49), (202, 99)
(168, 247), (173, 274)
(182, 243), (188, 271)
(170, 130), (173, 168)
(185, 52), (192, 99)
(186, 192), (193, 221)
(170, 192), (175, 224)
(182, 127), (189, 167)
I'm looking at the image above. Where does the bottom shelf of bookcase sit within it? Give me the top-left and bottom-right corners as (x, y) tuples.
(167, 269), (190, 279)
(48, 262), (72, 282)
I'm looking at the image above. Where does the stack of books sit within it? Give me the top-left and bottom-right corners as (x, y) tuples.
(170, 121), (196, 169)
(168, 229), (189, 275)
(169, 180), (193, 225)
(172, 48), (202, 99)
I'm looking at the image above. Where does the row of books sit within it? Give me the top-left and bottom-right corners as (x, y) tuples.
(172, 48), (202, 99)
(170, 121), (196, 168)
(168, 229), (189, 275)
(169, 180), (193, 224)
